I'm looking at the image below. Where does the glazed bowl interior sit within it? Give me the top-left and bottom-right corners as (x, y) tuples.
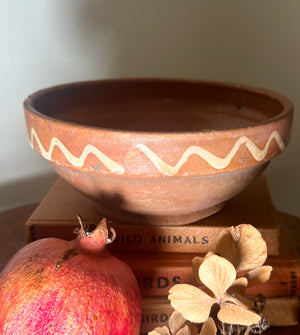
(30, 80), (284, 132)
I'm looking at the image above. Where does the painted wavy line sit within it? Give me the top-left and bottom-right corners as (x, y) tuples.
(29, 127), (285, 177)
(29, 128), (125, 174)
(135, 130), (285, 176)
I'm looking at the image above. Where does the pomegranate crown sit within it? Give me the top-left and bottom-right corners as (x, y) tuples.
(74, 215), (116, 253)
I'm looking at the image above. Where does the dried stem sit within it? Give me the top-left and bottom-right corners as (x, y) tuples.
(222, 322), (226, 335)
(244, 326), (251, 335)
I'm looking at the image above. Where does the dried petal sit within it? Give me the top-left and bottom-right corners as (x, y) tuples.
(192, 257), (204, 284)
(148, 326), (171, 335)
(185, 323), (199, 335)
(199, 255), (236, 298)
(225, 293), (255, 310)
(218, 303), (261, 326)
(168, 284), (215, 323)
(169, 311), (186, 335)
(176, 325), (193, 335)
(216, 224), (267, 272)
(246, 265), (273, 287)
(215, 227), (240, 270)
(200, 317), (217, 335)
(205, 251), (216, 259)
(192, 253), (216, 284)
(227, 277), (248, 295)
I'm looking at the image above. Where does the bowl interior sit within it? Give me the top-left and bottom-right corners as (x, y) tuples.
(30, 80), (284, 132)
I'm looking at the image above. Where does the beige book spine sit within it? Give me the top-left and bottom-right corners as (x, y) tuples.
(26, 219), (279, 255)
(141, 296), (299, 334)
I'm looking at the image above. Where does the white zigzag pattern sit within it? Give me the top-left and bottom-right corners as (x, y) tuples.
(29, 128), (125, 174)
(136, 130), (285, 176)
(29, 128), (285, 176)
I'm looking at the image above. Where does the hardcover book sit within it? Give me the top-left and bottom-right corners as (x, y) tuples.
(140, 296), (300, 334)
(26, 175), (280, 255)
(111, 221), (300, 297)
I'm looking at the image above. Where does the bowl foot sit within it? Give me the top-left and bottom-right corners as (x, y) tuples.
(93, 202), (225, 226)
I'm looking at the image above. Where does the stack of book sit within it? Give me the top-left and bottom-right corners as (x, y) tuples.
(26, 175), (300, 333)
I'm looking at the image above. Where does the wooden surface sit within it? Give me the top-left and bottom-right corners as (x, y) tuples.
(0, 204), (37, 269)
(0, 204), (299, 334)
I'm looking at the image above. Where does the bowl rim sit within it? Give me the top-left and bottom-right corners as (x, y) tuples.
(23, 78), (293, 135)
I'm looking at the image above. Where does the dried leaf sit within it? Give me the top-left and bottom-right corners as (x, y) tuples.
(218, 303), (261, 326)
(200, 317), (217, 335)
(199, 255), (236, 298)
(246, 265), (273, 287)
(168, 284), (215, 323)
(216, 224), (267, 272)
(169, 311), (186, 335)
(148, 326), (170, 335)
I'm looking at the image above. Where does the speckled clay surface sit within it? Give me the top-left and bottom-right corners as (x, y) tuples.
(24, 79), (293, 225)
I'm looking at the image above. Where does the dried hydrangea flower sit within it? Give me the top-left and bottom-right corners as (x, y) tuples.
(169, 255), (261, 326)
(215, 224), (273, 288)
(148, 312), (216, 335)
(215, 224), (267, 272)
(199, 318), (217, 335)
(192, 252), (215, 285)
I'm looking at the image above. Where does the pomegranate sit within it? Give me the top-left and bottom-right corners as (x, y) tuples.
(0, 217), (141, 335)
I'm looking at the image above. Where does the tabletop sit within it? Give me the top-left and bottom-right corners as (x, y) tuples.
(0, 204), (299, 335)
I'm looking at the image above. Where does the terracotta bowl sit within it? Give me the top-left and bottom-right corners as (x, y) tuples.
(24, 79), (293, 225)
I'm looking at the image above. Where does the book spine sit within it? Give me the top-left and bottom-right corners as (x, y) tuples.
(245, 264), (300, 297)
(26, 221), (279, 255)
(140, 296), (299, 334)
(129, 263), (300, 297)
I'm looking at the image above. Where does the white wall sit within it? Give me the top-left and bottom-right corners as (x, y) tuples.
(0, 0), (299, 216)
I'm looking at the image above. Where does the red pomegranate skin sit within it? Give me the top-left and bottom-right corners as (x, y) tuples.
(0, 223), (141, 335)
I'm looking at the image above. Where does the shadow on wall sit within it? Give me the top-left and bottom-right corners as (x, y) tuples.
(0, 173), (57, 211)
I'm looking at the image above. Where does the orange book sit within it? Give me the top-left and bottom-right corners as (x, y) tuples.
(113, 252), (300, 298)
(140, 296), (299, 334)
(112, 222), (300, 297)
(26, 175), (280, 255)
